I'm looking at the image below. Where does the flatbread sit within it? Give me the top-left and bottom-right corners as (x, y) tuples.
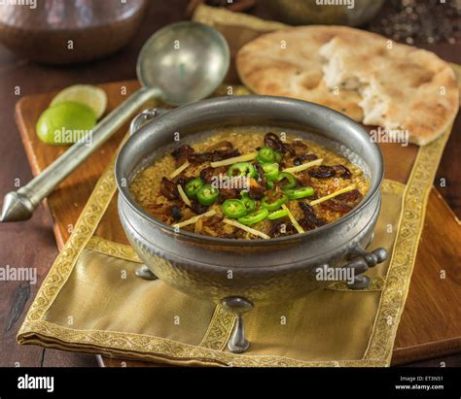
(320, 32), (459, 145)
(236, 26), (364, 122)
(236, 26), (459, 145)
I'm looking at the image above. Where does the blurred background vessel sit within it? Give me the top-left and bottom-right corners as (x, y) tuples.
(0, 0), (148, 64)
(264, 0), (386, 26)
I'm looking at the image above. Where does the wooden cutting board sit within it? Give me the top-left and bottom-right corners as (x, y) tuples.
(14, 80), (461, 365)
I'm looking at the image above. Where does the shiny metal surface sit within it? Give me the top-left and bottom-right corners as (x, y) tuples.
(129, 108), (167, 137)
(116, 96), (387, 305)
(1, 22), (230, 222)
(129, 108), (166, 281)
(344, 247), (388, 289)
(135, 265), (157, 281)
(137, 21), (231, 106)
(222, 297), (253, 354)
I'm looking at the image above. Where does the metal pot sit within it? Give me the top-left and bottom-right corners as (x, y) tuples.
(115, 96), (387, 353)
(0, 0), (148, 64)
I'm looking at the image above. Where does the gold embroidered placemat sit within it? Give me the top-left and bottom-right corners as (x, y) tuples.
(16, 110), (453, 366)
(17, 152), (403, 366)
(16, 108), (453, 366)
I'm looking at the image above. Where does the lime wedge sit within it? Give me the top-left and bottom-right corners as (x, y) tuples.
(50, 84), (107, 119)
(36, 101), (97, 145)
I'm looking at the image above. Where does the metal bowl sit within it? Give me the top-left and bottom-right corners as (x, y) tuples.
(0, 0), (148, 64)
(115, 96), (387, 353)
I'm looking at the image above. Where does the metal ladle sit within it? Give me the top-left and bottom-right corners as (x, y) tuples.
(1, 21), (230, 222)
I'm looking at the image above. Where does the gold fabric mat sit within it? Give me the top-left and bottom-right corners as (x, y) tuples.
(17, 6), (458, 366)
(18, 152), (404, 366)
(16, 123), (452, 366)
(17, 110), (453, 366)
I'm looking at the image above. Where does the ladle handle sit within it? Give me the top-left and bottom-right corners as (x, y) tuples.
(1, 86), (159, 222)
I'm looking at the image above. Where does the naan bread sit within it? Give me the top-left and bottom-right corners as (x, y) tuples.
(236, 26), (459, 145)
(236, 26), (364, 122)
(320, 33), (459, 145)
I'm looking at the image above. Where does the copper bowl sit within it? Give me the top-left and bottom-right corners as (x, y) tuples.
(0, 0), (148, 64)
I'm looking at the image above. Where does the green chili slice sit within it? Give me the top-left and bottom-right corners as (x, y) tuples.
(284, 186), (315, 200)
(227, 162), (257, 178)
(267, 209), (289, 221)
(277, 172), (297, 189)
(256, 146), (280, 164)
(240, 193), (256, 213)
(261, 162), (280, 182)
(222, 199), (247, 219)
(238, 208), (269, 226)
(196, 184), (219, 205)
(184, 177), (204, 198)
(261, 193), (288, 212)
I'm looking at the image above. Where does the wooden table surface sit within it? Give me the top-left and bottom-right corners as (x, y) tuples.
(0, 0), (460, 367)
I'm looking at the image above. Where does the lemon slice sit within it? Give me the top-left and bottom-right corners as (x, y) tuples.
(50, 84), (107, 119)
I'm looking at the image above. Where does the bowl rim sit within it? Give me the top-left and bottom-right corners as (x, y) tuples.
(115, 95), (384, 247)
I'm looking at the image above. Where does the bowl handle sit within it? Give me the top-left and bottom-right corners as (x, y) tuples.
(129, 107), (169, 136)
(341, 247), (388, 289)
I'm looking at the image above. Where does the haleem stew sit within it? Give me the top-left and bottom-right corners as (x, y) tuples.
(130, 127), (369, 240)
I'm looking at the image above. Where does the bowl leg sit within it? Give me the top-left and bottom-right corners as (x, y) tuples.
(221, 297), (253, 354)
(135, 265), (157, 280)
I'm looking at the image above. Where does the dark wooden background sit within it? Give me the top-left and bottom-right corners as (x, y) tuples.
(0, 0), (460, 367)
